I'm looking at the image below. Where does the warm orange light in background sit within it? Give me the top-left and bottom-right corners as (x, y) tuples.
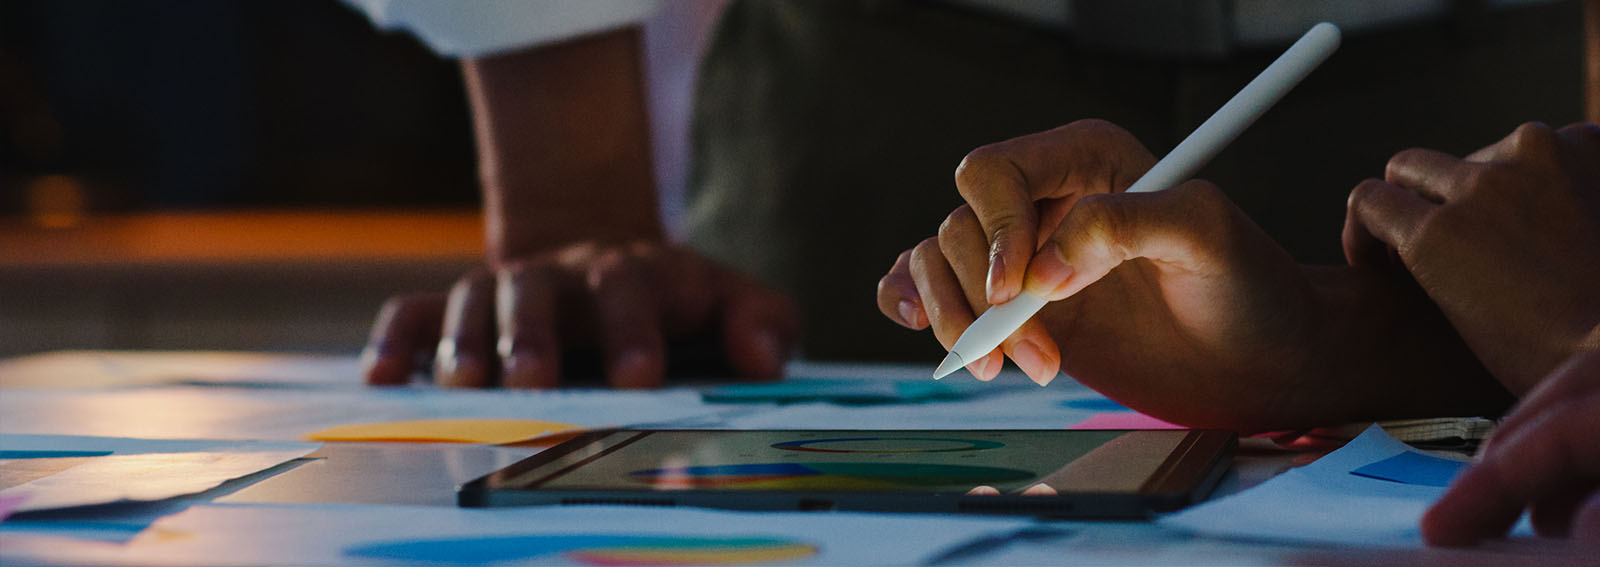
(25, 174), (88, 229)
(0, 210), (485, 267)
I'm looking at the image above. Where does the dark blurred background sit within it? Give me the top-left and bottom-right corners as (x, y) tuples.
(0, 0), (479, 212)
(0, 0), (489, 357)
(0, 0), (723, 358)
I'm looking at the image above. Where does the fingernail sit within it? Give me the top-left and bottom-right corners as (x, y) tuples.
(1011, 341), (1055, 387)
(359, 345), (381, 368)
(986, 253), (1012, 304)
(967, 359), (988, 381)
(433, 339), (459, 382)
(1021, 483), (1059, 496)
(496, 336), (515, 360)
(984, 352), (1004, 381)
(897, 300), (920, 328)
(1025, 246), (1074, 299)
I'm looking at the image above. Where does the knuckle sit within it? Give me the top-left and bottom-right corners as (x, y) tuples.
(1385, 148), (1428, 181)
(1176, 181), (1232, 231)
(585, 251), (636, 288)
(1502, 122), (1559, 159)
(1509, 121), (1555, 144)
(909, 237), (943, 268)
(937, 205), (982, 242)
(1347, 178), (1386, 210)
(1062, 118), (1128, 146)
(1176, 180), (1227, 208)
(1071, 193), (1125, 244)
(954, 144), (1008, 185)
(1067, 117), (1117, 132)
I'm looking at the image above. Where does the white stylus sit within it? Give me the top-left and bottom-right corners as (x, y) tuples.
(933, 22), (1342, 380)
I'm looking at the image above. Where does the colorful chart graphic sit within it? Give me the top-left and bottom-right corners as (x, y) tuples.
(345, 534), (817, 565)
(771, 437), (1003, 454)
(627, 462), (1035, 490)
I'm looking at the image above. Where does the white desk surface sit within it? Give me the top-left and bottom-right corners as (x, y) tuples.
(0, 351), (1583, 565)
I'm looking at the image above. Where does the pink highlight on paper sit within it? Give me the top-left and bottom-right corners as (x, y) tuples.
(0, 493), (29, 522)
(1068, 412), (1186, 430)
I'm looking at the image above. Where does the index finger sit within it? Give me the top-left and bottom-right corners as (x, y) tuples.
(954, 119), (1154, 306)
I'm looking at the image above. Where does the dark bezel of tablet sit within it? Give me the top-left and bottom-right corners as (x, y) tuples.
(458, 429), (1235, 518)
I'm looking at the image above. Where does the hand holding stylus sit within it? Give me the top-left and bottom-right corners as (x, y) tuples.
(929, 23), (1341, 382)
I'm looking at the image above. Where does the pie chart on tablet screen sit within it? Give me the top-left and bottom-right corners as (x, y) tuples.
(627, 462), (1036, 490)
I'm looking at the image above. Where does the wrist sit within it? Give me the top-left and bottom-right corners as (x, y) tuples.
(1305, 265), (1512, 421)
(463, 28), (664, 263)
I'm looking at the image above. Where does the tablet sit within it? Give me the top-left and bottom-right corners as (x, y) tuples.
(459, 429), (1234, 518)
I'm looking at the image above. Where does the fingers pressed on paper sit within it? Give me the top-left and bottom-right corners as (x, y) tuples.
(495, 262), (563, 389)
(877, 248), (927, 329)
(436, 272), (496, 388)
(362, 293), (445, 385)
(1423, 392), (1600, 546)
(1531, 481), (1592, 537)
(586, 252), (666, 389)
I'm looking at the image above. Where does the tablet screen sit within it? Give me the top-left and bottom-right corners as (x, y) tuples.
(500, 430), (1189, 495)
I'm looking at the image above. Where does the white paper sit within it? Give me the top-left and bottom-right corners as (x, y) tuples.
(0, 434), (319, 512)
(2, 502), (1035, 566)
(3, 451), (314, 512)
(0, 434), (322, 456)
(1159, 425), (1530, 547)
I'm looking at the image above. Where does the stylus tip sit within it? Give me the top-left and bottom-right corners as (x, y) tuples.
(933, 352), (965, 380)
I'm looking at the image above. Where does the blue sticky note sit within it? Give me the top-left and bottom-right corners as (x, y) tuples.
(0, 450), (113, 459)
(1349, 451), (1468, 487)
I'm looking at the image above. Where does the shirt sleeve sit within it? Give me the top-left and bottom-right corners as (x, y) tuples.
(344, 0), (660, 58)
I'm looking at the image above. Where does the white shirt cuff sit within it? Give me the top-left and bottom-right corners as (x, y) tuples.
(346, 0), (660, 58)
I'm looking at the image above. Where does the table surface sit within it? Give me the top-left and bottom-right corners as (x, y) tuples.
(0, 351), (1581, 565)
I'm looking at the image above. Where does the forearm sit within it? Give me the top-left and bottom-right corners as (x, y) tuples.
(463, 27), (662, 263)
(1305, 265), (1515, 420)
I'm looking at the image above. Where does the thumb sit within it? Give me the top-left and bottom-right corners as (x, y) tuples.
(1022, 180), (1232, 301)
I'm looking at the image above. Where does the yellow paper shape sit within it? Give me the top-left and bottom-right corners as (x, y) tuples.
(304, 419), (583, 445)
